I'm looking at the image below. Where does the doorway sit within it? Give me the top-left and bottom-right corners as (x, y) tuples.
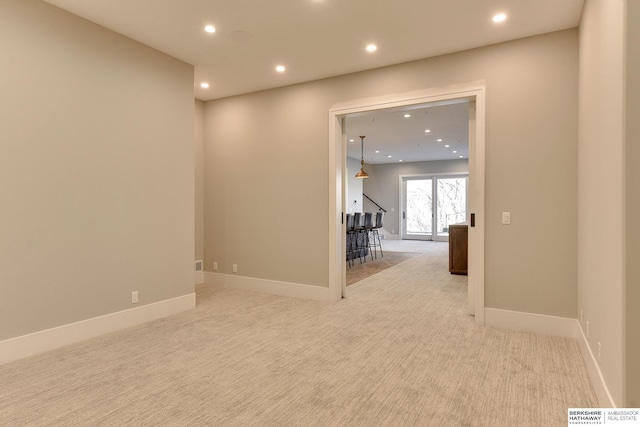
(328, 84), (485, 323)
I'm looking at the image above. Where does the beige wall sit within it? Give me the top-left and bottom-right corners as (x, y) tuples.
(625, 0), (640, 408)
(204, 29), (579, 316)
(195, 100), (205, 262)
(0, 0), (195, 340)
(578, 0), (625, 406)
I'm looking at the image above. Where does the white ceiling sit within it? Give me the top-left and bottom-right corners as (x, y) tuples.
(41, 0), (584, 164)
(43, 0), (585, 102)
(346, 100), (470, 164)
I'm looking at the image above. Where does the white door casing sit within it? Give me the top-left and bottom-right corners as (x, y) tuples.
(328, 82), (485, 323)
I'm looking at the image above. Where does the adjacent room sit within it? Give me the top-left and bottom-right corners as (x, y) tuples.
(344, 101), (470, 287)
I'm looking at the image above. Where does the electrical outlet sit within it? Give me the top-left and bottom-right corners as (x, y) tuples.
(213, 261), (218, 271)
(597, 342), (602, 362)
(586, 320), (590, 339)
(232, 264), (237, 273)
(502, 212), (511, 225)
(131, 291), (139, 304)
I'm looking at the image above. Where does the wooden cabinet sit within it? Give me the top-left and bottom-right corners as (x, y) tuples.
(449, 224), (468, 275)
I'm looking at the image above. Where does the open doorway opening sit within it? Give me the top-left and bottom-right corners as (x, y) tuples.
(328, 84), (485, 324)
(346, 99), (469, 240)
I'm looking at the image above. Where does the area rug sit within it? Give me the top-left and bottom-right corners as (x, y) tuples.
(346, 251), (420, 286)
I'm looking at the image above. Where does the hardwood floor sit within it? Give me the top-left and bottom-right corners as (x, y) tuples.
(346, 239), (449, 285)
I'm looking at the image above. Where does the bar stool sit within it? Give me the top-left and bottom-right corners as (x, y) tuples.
(352, 212), (365, 263)
(362, 212), (375, 261)
(371, 211), (384, 258)
(346, 214), (357, 268)
(345, 214), (354, 267)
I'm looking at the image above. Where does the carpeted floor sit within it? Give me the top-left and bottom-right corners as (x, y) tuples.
(0, 243), (597, 426)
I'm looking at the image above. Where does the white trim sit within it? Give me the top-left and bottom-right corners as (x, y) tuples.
(485, 308), (578, 338)
(576, 322), (617, 408)
(340, 117), (347, 299)
(485, 308), (616, 407)
(203, 272), (331, 301)
(328, 114), (345, 302)
(329, 82), (485, 115)
(467, 100), (477, 316)
(194, 271), (204, 284)
(0, 293), (196, 366)
(329, 82), (486, 322)
(468, 94), (485, 323)
(398, 172), (470, 179)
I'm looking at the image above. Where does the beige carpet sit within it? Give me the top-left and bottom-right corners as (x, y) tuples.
(0, 244), (597, 426)
(347, 251), (420, 286)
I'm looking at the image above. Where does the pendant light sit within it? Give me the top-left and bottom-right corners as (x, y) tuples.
(355, 135), (369, 179)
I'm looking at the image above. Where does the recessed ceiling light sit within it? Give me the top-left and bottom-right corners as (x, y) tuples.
(453, 150), (458, 153)
(387, 155), (392, 158)
(437, 139), (443, 142)
(492, 13), (507, 23)
(404, 114), (411, 118)
(200, 82), (210, 89)
(459, 155), (464, 158)
(349, 139), (354, 142)
(204, 25), (216, 33)
(399, 160), (403, 162)
(375, 150), (380, 154)
(366, 44), (377, 53)
(444, 144), (450, 148)
(425, 129), (431, 133)
(275, 65), (286, 73)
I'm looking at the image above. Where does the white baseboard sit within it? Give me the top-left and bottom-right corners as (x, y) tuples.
(485, 308), (578, 338)
(384, 234), (401, 240)
(194, 271), (204, 285)
(485, 308), (616, 408)
(0, 293), (196, 366)
(203, 272), (330, 301)
(576, 321), (617, 408)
